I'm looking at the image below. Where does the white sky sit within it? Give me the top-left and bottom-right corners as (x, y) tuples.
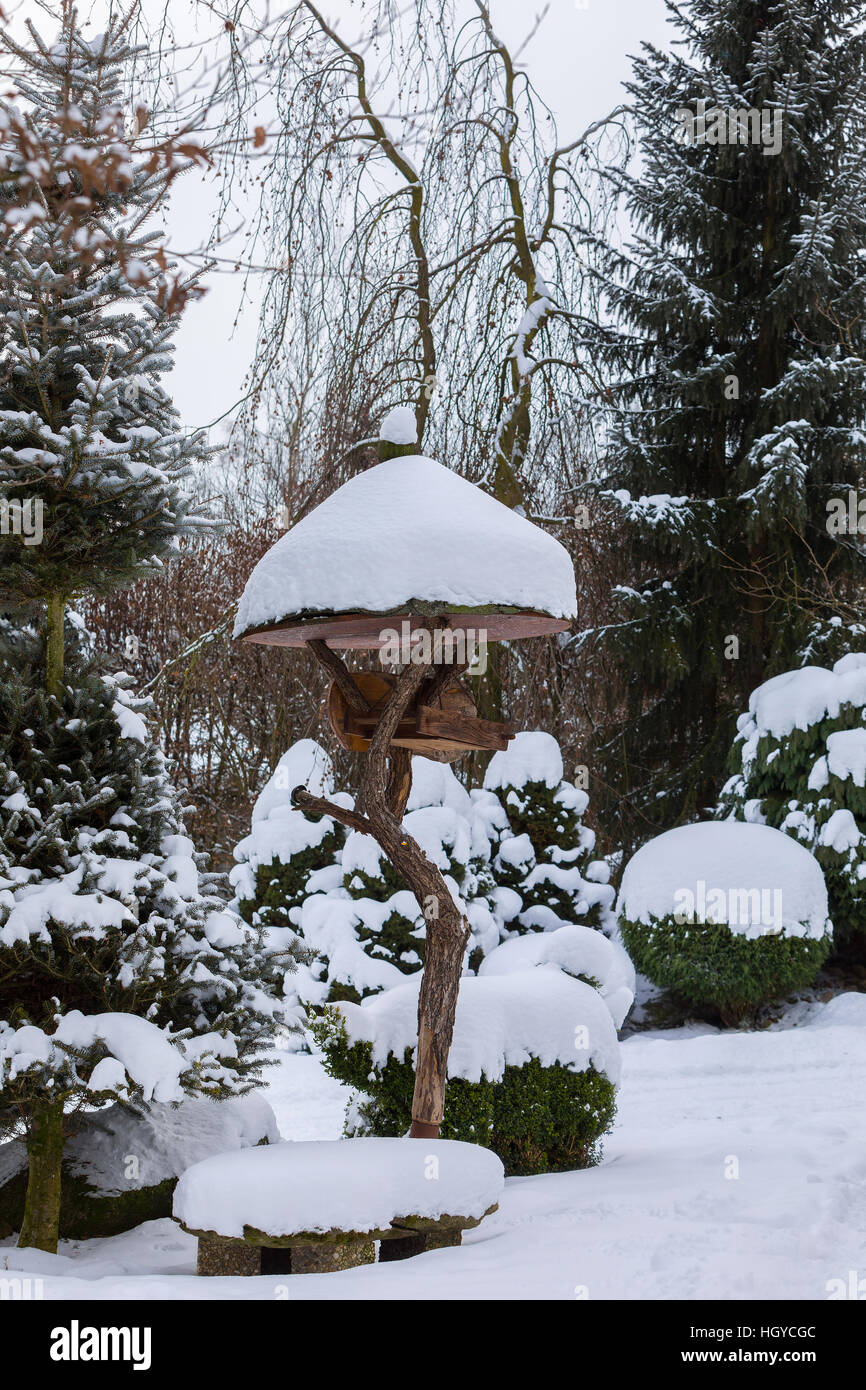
(22, 0), (674, 431)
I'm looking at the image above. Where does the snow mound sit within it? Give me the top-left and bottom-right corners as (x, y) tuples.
(252, 740), (334, 823)
(479, 924), (635, 1029)
(173, 1136), (504, 1238)
(617, 821), (831, 941)
(62, 1095), (278, 1194)
(379, 405), (417, 445)
(809, 990), (866, 1028)
(335, 968), (621, 1084)
(484, 730), (563, 791)
(233, 455), (576, 636)
(406, 757), (472, 815)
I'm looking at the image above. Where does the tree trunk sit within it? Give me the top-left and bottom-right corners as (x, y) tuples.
(408, 910), (468, 1136)
(45, 591), (65, 698)
(18, 1099), (65, 1252)
(19, 595), (68, 1252)
(296, 642), (471, 1137)
(385, 746), (412, 818)
(360, 657), (470, 1137)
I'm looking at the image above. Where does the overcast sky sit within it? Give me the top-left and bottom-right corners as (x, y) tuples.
(56, 0), (676, 432)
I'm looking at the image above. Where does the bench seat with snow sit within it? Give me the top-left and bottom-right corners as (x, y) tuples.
(173, 1136), (504, 1275)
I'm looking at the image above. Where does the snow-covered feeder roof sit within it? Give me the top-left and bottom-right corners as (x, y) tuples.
(334, 967), (621, 1085)
(173, 1137), (504, 1241)
(617, 821), (831, 941)
(234, 455), (576, 648)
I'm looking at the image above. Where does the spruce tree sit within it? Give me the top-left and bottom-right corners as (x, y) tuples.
(0, 10), (210, 656)
(718, 652), (866, 960)
(0, 622), (292, 1250)
(0, 10), (287, 1253)
(594, 0), (866, 847)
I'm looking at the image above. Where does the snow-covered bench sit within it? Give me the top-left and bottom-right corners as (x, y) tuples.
(173, 1137), (504, 1275)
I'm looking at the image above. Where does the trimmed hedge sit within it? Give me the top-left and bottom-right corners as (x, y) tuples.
(312, 1011), (616, 1176)
(619, 911), (832, 1024)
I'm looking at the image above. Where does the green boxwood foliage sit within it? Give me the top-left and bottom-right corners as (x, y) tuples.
(239, 836), (342, 934)
(340, 842), (427, 978)
(619, 912), (831, 1025)
(311, 1011), (616, 1177)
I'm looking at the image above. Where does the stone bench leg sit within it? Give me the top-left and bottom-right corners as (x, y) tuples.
(423, 1228), (462, 1252)
(196, 1235), (376, 1276)
(197, 1237), (261, 1277)
(380, 1227), (463, 1261)
(378, 1231), (428, 1262)
(289, 1239), (375, 1273)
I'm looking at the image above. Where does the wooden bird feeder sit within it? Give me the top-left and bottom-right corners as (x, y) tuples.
(328, 670), (514, 761)
(234, 425), (576, 1138)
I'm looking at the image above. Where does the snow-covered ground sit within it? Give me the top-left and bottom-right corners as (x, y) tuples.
(3, 991), (864, 1300)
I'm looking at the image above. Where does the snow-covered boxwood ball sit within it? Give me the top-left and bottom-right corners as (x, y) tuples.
(617, 822), (833, 1023)
(718, 655), (866, 960)
(313, 932), (627, 1175)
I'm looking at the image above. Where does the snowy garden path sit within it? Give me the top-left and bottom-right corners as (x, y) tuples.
(4, 992), (864, 1300)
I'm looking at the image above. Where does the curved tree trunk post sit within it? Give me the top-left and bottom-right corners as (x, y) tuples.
(360, 654), (470, 1138)
(295, 640), (472, 1139)
(18, 1099), (65, 1252)
(385, 745), (412, 819)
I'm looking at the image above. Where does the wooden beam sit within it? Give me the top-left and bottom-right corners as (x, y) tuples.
(344, 712), (418, 739)
(306, 640), (371, 714)
(416, 706), (515, 752)
(291, 787), (373, 838)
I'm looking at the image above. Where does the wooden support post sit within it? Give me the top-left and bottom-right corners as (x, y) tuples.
(293, 645), (471, 1139)
(306, 639), (371, 714)
(385, 745), (412, 819)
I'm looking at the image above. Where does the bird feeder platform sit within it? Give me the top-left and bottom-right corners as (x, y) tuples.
(232, 447), (577, 1139)
(239, 606), (570, 649)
